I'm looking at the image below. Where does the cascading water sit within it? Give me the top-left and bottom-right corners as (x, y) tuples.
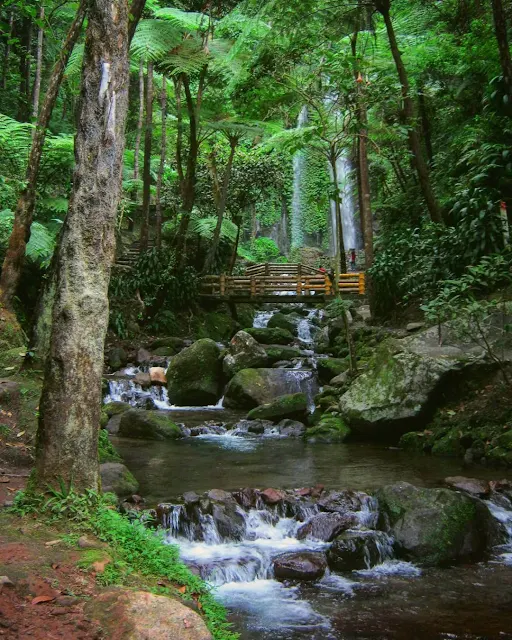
(291, 106), (309, 250)
(329, 151), (360, 258)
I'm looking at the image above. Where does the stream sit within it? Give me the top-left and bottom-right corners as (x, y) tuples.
(105, 305), (512, 639)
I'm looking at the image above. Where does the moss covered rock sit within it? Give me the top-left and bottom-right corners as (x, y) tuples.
(103, 401), (131, 417)
(0, 347), (27, 377)
(223, 331), (268, 379)
(264, 345), (302, 365)
(224, 368), (310, 409)
(317, 358), (349, 384)
(100, 463), (138, 497)
(149, 337), (186, 351)
(305, 414), (351, 443)
(167, 339), (222, 406)
(376, 482), (492, 566)
(118, 409), (183, 440)
(246, 327), (295, 345)
(247, 393), (308, 421)
(267, 313), (297, 336)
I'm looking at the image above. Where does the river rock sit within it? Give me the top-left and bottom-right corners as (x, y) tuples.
(277, 419), (307, 437)
(317, 358), (349, 384)
(224, 368), (309, 409)
(273, 552), (327, 581)
(136, 348), (151, 364)
(267, 313), (298, 336)
(149, 367), (167, 386)
(246, 327), (295, 345)
(167, 339), (222, 406)
(406, 322), (425, 332)
(100, 463), (139, 497)
(265, 345), (303, 365)
(133, 371), (151, 388)
(444, 476), (491, 497)
(149, 337), (186, 352)
(376, 482), (492, 566)
(297, 512), (357, 542)
(261, 488), (286, 505)
(108, 347), (127, 370)
(222, 331), (268, 379)
(327, 530), (388, 571)
(85, 589), (212, 640)
(247, 393), (308, 422)
(118, 409), (183, 440)
(305, 414), (351, 443)
(211, 503), (247, 541)
(103, 401), (131, 417)
(318, 489), (369, 514)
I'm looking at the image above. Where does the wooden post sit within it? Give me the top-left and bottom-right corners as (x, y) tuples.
(220, 274), (226, 296)
(251, 276), (256, 298)
(359, 272), (365, 295)
(265, 263), (270, 276)
(325, 275), (332, 296)
(305, 276), (311, 295)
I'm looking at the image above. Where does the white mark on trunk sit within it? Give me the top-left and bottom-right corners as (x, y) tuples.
(99, 62), (110, 104)
(106, 91), (116, 138)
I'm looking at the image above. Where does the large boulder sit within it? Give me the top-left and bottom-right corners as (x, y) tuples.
(317, 358), (349, 384)
(86, 589), (212, 640)
(277, 419), (307, 437)
(100, 463), (139, 497)
(305, 414), (351, 443)
(118, 409), (183, 440)
(297, 512), (356, 542)
(273, 552), (327, 582)
(327, 530), (390, 571)
(267, 313), (298, 336)
(224, 368), (312, 409)
(264, 345), (302, 365)
(246, 327), (295, 345)
(108, 347), (127, 370)
(247, 393), (308, 422)
(376, 482), (493, 566)
(222, 331), (268, 379)
(167, 339), (222, 406)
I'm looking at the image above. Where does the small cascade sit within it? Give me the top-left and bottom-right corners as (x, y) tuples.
(297, 308), (322, 345)
(291, 106), (309, 250)
(486, 494), (512, 564)
(253, 308), (278, 328)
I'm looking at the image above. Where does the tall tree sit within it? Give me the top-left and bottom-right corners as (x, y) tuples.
(0, 2), (87, 312)
(155, 75), (167, 249)
(139, 60), (153, 251)
(33, 0), (131, 492)
(490, 0), (512, 99)
(374, 0), (444, 225)
(32, 4), (45, 122)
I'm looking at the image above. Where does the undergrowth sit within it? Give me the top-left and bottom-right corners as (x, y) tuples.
(11, 487), (238, 640)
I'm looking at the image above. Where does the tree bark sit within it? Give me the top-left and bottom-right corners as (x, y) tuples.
(0, 2), (87, 311)
(329, 150), (347, 286)
(375, 0), (444, 224)
(203, 136), (238, 273)
(32, 5), (45, 122)
(229, 221), (241, 274)
(33, 0), (131, 493)
(418, 87), (434, 165)
(139, 60), (153, 251)
(2, 13), (14, 91)
(491, 0), (512, 95)
(133, 59), (144, 181)
(17, 16), (33, 122)
(155, 75), (167, 249)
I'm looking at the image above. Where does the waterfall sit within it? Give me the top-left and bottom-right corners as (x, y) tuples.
(291, 106), (309, 250)
(329, 151), (360, 257)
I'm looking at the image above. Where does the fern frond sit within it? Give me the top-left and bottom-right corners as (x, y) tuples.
(130, 19), (184, 62)
(160, 37), (208, 75)
(191, 215), (238, 242)
(64, 43), (84, 79)
(154, 7), (207, 33)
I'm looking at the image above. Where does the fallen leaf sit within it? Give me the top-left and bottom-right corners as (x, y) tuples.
(7, 487), (16, 492)
(32, 595), (55, 605)
(51, 564), (59, 570)
(0, 478), (10, 483)
(45, 540), (62, 547)
(92, 560), (110, 573)
(16, 431), (25, 438)
(177, 586), (186, 594)
(157, 580), (166, 587)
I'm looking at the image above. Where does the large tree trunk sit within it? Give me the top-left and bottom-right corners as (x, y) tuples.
(33, 0), (131, 493)
(0, 3), (87, 311)
(139, 61), (153, 251)
(32, 5), (45, 121)
(491, 0), (512, 96)
(155, 75), (167, 249)
(133, 59), (144, 181)
(203, 136), (238, 273)
(329, 151), (347, 287)
(375, 0), (443, 225)
(17, 16), (32, 122)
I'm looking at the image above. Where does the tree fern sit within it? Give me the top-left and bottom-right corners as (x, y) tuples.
(130, 19), (184, 62)
(0, 209), (56, 266)
(154, 7), (207, 33)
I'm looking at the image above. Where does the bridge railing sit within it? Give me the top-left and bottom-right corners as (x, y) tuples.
(200, 272), (365, 298)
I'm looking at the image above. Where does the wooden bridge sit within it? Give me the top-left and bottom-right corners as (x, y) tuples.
(201, 263), (365, 303)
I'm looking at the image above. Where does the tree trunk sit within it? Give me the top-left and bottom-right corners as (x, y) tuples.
(133, 59), (144, 181)
(203, 136), (238, 273)
(376, 0), (444, 224)
(229, 222), (241, 274)
(17, 16), (32, 122)
(491, 0), (512, 95)
(155, 75), (167, 249)
(329, 151), (347, 287)
(33, 0), (131, 493)
(2, 13), (14, 91)
(418, 87), (434, 165)
(32, 5), (45, 122)
(140, 61), (153, 251)
(0, 3), (87, 311)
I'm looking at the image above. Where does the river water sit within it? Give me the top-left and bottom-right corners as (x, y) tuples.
(106, 305), (512, 639)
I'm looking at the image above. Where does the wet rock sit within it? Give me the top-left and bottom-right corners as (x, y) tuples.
(273, 552), (327, 581)
(149, 367), (167, 386)
(149, 337), (186, 352)
(108, 347), (127, 370)
(376, 482), (492, 566)
(183, 492), (200, 505)
(260, 488), (286, 505)
(445, 476), (491, 497)
(207, 489), (233, 503)
(232, 488), (260, 509)
(327, 530), (388, 571)
(133, 372), (151, 388)
(85, 589), (212, 640)
(267, 313), (298, 336)
(277, 419), (307, 437)
(305, 414), (351, 443)
(224, 368), (311, 409)
(136, 348), (151, 364)
(105, 414), (122, 435)
(318, 490), (367, 514)
(317, 358), (349, 384)
(118, 409), (183, 440)
(103, 401), (131, 417)
(297, 512), (357, 542)
(246, 327), (295, 345)
(330, 371), (350, 388)
(247, 392), (308, 422)
(100, 463), (139, 497)
(211, 503), (247, 541)
(167, 339), (222, 406)
(222, 331), (268, 379)
(264, 345), (303, 365)
(406, 322), (425, 332)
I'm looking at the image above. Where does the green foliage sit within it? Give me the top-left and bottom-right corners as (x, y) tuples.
(239, 236), (281, 263)
(98, 430), (122, 463)
(0, 209), (56, 267)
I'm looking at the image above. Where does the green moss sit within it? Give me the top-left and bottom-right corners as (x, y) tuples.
(431, 430), (464, 457)
(118, 409), (183, 440)
(267, 313), (297, 335)
(264, 345), (302, 364)
(76, 549), (111, 569)
(103, 401), (131, 417)
(152, 346), (176, 356)
(317, 358), (349, 384)
(246, 327), (295, 345)
(247, 393), (307, 421)
(305, 415), (351, 443)
(0, 347), (28, 377)
(423, 500), (478, 566)
(491, 430), (512, 450)
(98, 430), (122, 463)
(399, 431), (433, 453)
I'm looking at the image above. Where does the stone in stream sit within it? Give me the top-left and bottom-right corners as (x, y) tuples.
(327, 530), (389, 571)
(273, 552), (327, 581)
(260, 488), (287, 505)
(318, 489), (369, 514)
(444, 476), (491, 497)
(246, 327), (295, 345)
(149, 336), (186, 352)
(305, 414), (351, 443)
(103, 401), (131, 417)
(118, 409), (183, 440)
(264, 345), (303, 365)
(85, 590), (212, 640)
(100, 463), (139, 497)
(149, 366), (167, 386)
(277, 419), (307, 437)
(107, 347), (128, 370)
(224, 368), (311, 409)
(167, 339), (223, 406)
(317, 358), (349, 384)
(133, 371), (151, 388)
(297, 512), (357, 542)
(246, 392), (308, 422)
(267, 312), (298, 336)
(376, 482), (495, 566)
(222, 330), (268, 379)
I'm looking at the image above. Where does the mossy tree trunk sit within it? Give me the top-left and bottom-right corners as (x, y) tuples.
(140, 60), (153, 251)
(491, 0), (512, 101)
(33, 0), (131, 493)
(155, 75), (167, 249)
